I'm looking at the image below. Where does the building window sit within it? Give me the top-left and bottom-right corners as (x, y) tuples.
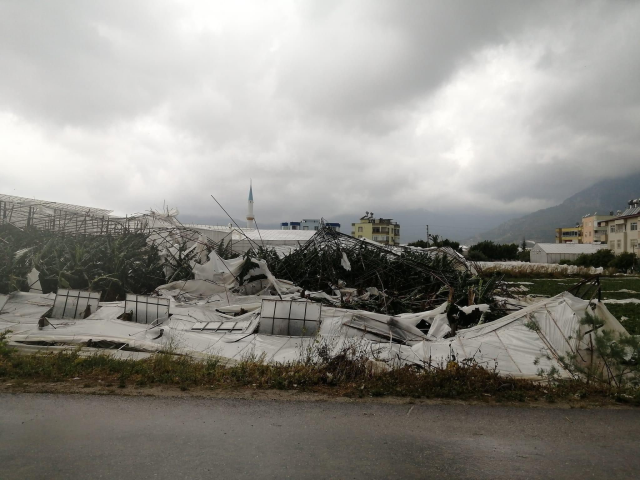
(610, 241), (615, 250)
(372, 235), (390, 242)
(617, 240), (622, 249)
(631, 222), (638, 231)
(610, 226), (615, 233)
(357, 226), (363, 232)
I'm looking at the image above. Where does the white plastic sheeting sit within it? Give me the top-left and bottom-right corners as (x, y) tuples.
(26, 268), (42, 293)
(161, 251), (298, 299)
(0, 286), (629, 380)
(477, 261), (603, 276)
(410, 293), (624, 378)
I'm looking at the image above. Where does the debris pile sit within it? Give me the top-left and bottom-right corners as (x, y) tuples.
(0, 219), (633, 381)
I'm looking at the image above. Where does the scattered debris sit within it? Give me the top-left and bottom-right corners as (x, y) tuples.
(0, 210), (633, 381)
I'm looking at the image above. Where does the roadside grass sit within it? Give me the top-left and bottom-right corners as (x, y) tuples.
(0, 334), (638, 405)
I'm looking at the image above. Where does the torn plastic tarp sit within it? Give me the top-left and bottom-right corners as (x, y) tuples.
(341, 252), (351, 271)
(27, 267), (42, 293)
(342, 311), (429, 345)
(409, 292), (623, 378)
(1, 285), (630, 380)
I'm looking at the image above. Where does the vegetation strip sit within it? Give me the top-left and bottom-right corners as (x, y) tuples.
(1, 333), (638, 405)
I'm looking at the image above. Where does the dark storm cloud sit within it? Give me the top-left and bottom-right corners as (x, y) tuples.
(275, 1), (541, 128)
(1, 0), (639, 229)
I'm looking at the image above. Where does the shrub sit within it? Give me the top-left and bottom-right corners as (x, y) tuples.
(468, 241), (519, 261)
(575, 249), (615, 268)
(560, 250), (636, 271)
(610, 252), (636, 272)
(467, 250), (488, 262)
(408, 236), (462, 253)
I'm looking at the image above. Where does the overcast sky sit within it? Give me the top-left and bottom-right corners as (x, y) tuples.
(1, 0), (640, 234)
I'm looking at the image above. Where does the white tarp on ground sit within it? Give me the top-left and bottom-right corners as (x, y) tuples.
(477, 261), (603, 276)
(0, 287), (627, 379)
(411, 292), (627, 378)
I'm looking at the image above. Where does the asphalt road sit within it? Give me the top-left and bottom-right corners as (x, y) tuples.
(1, 393), (639, 480)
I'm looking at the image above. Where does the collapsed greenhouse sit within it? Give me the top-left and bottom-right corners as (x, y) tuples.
(0, 194), (631, 380)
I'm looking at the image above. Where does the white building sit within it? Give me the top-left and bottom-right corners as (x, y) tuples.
(604, 199), (640, 256)
(231, 229), (316, 253)
(530, 243), (608, 264)
(185, 224), (316, 254)
(281, 219), (340, 232)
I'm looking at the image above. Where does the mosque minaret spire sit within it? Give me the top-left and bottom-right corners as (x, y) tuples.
(246, 180), (255, 229)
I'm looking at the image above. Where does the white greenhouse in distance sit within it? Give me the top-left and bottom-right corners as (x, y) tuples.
(530, 243), (608, 264)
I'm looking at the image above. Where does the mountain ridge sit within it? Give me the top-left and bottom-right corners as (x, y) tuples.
(468, 172), (640, 244)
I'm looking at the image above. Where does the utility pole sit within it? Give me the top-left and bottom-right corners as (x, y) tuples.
(426, 225), (429, 246)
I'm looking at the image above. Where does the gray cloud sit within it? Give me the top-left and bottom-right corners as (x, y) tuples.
(1, 0), (640, 239)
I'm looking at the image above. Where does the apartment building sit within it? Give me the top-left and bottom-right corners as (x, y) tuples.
(581, 213), (615, 244)
(351, 213), (400, 245)
(605, 199), (640, 255)
(555, 226), (582, 244)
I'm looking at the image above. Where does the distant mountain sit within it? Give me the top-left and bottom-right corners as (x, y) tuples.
(468, 173), (640, 244)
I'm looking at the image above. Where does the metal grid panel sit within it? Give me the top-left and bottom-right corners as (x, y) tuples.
(124, 294), (170, 324)
(190, 320), (252, 333)
(51, 289), (101, 319)
(258, 300), (321, 337)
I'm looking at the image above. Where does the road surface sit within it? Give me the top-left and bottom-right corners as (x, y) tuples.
(1, 393), (639, 479)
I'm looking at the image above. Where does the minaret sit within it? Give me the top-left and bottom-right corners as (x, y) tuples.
(246, 180), (255, 229)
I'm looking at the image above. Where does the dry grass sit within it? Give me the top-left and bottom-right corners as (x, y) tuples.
(1, 333), (638, 405)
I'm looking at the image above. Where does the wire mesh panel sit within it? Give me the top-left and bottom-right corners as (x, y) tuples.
(124, 294), (170, 324)
(258, 299), (321, 337)
(51, 289), (101, 319)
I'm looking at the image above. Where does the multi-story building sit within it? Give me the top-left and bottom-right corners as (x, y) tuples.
(604, 199), (640, 256)
(351, 213), (400, 245)
(281, 219), (340, 232)
(581, 213), (615, 244)
(555, 225), (582, 244)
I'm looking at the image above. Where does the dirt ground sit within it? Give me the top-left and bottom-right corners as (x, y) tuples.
(0, 380), (632, 410)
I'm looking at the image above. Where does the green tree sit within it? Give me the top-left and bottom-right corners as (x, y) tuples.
(468, 241), (519, 261)
(408, 235), (462, 253)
